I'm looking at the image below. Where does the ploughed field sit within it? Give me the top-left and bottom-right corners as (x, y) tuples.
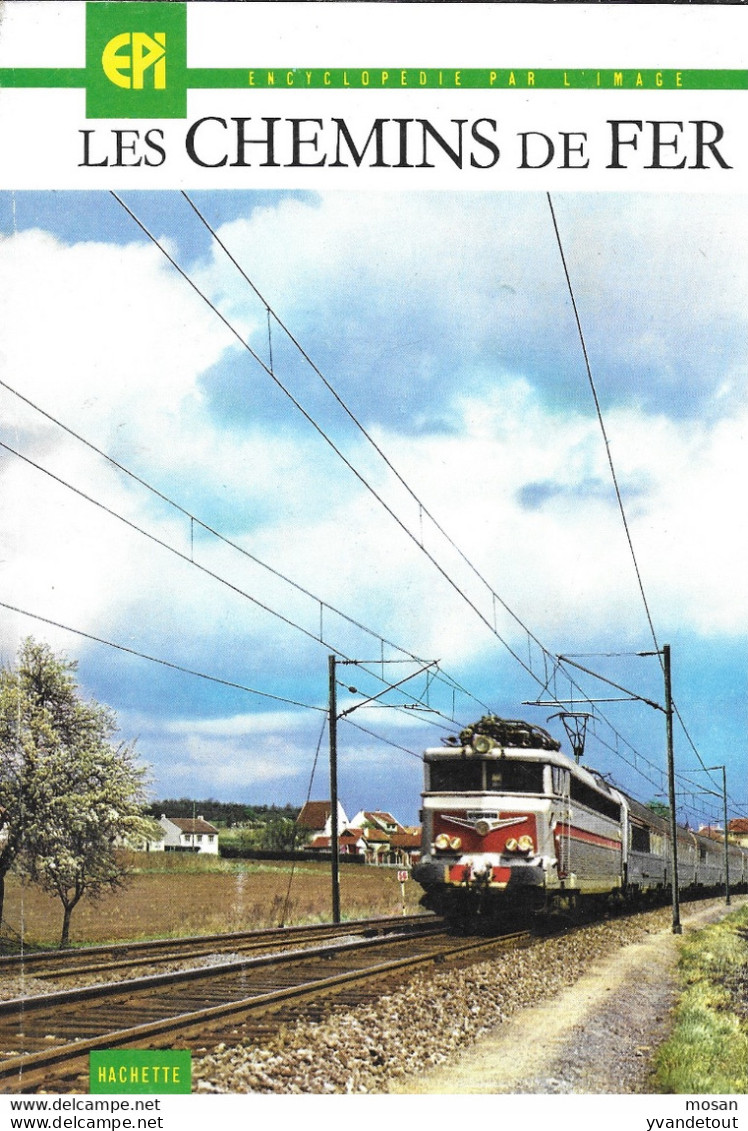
(3, 855), (424, 948)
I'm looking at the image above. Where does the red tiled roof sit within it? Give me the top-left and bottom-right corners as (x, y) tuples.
(165, 816), (219, 835)
(306, 835), (331, 849)
(297, 801), (332, 829)
(390, 832), (422, 849)
(363, 828), (390, 843)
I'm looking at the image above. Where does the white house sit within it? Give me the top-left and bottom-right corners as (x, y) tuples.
(159, 814), (220, 854)
(348, 810), (404, 836)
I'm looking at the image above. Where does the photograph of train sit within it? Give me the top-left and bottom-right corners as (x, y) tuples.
(0, 186), (746, 1096)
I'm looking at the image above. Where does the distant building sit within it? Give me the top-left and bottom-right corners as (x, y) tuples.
(389, 829), (422, 866)
(361, 825), (390, 864)
(338, 827), (367, 856)
(698, 824), (725, 842)
(124, 818), (165, 853)
(728, 818), (748, 847)
(159, 814), (220, 854)
(349, 810), (403, 836)
(298, 805), (421, 866)
(296, 800), (349, 843)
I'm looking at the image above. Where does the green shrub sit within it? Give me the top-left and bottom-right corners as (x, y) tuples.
(653, 908), (748, 1093)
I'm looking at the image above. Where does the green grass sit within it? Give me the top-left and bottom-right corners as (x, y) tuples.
(127, 852), (323, 876)
(653, 907), (748, 1093)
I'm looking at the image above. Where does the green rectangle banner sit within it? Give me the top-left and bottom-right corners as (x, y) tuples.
(90, 1050), (191, 1094)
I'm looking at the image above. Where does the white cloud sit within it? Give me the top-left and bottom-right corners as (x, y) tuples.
(0, 229), (227, 434)
(195, 192), (748, 420)
(163, 710), (323, 737)
(0, 192), (745, 795)
(154, 733), (309, 791)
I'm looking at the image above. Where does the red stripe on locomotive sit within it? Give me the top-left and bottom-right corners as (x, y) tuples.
(553, 822), (622, 852)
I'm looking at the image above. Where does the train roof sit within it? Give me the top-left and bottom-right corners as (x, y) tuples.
(425, 742), (569, 763)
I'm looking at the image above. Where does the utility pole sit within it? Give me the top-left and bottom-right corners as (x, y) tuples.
(720, 764), (731, 907)
(719, 764), (733, 904)
(328, 654), (341, 924)
(530, 643), (684, 935)
(664, 644), (682, 935)
(326, 653), (437, 926)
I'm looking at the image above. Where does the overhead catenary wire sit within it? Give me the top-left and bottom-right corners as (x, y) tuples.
(4, 194), (725, 825)
(342, 717), (422, 761)
(0, 600), (454, 808)
(178, 191), (719, 800)
(546, 193), (723, 799)
(0, 437), (345, 654)
(280, 712), (329, 927)
(2, 425), (489, 733)
(2, 594), (481, 827)
(107, 190), (714, 809)
(0, 374), (486, 717)
(546, 193), (661, 657)
(109, 193), (655, 751)
(0, 599), (323, 712)
(180, 191), (553, 659)
(110, 190), (546, 687)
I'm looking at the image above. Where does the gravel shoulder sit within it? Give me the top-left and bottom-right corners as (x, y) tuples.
(392, 896), (745, 1095)
(194, 897), (746, 1094)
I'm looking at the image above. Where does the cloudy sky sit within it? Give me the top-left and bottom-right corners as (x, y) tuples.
(0, 189), (745, 826)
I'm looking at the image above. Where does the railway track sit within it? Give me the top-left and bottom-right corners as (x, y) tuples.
(0, 914), (434, 987)
(0, 922), (532, 1093)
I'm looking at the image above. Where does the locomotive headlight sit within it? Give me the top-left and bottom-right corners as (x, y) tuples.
(449, 836), (462, 851)
(505, 838), (518, 852)
(434, 833), (451, 851)
(517, 835), (535, 853)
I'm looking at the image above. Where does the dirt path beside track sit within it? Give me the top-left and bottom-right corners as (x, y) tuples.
(392, 898), (745, 1094)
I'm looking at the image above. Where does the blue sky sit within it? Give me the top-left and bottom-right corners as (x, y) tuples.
(0, 190), (745, 828)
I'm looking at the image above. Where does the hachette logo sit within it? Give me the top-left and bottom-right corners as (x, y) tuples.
(86, 1), (187, 118)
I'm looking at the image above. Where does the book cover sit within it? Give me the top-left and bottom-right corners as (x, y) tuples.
(0, 0), (745, 1117)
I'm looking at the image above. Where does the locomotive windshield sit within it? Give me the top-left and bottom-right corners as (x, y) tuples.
(485, 761), (545, 792)
(428, 759), (483, 791)
(427, 758), (545, 794)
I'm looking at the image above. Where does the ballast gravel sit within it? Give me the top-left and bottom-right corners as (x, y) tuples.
(0, 951), (251, 1002)
(192, 905), (687, 1095)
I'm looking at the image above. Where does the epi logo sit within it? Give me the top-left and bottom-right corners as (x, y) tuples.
(102, 32), (167, 91)
(86, 3), (186, 118)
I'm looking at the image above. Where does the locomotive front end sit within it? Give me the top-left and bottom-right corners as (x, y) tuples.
(413, 719), (562, 924)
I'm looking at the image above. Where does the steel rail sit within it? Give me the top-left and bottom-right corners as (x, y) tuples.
(0, 928), (531, 1092)
(0, 914), (437, 982)
(0, 928), (447, 1015)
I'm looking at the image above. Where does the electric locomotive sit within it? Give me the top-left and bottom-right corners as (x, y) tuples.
(412, 715), (747, 925)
